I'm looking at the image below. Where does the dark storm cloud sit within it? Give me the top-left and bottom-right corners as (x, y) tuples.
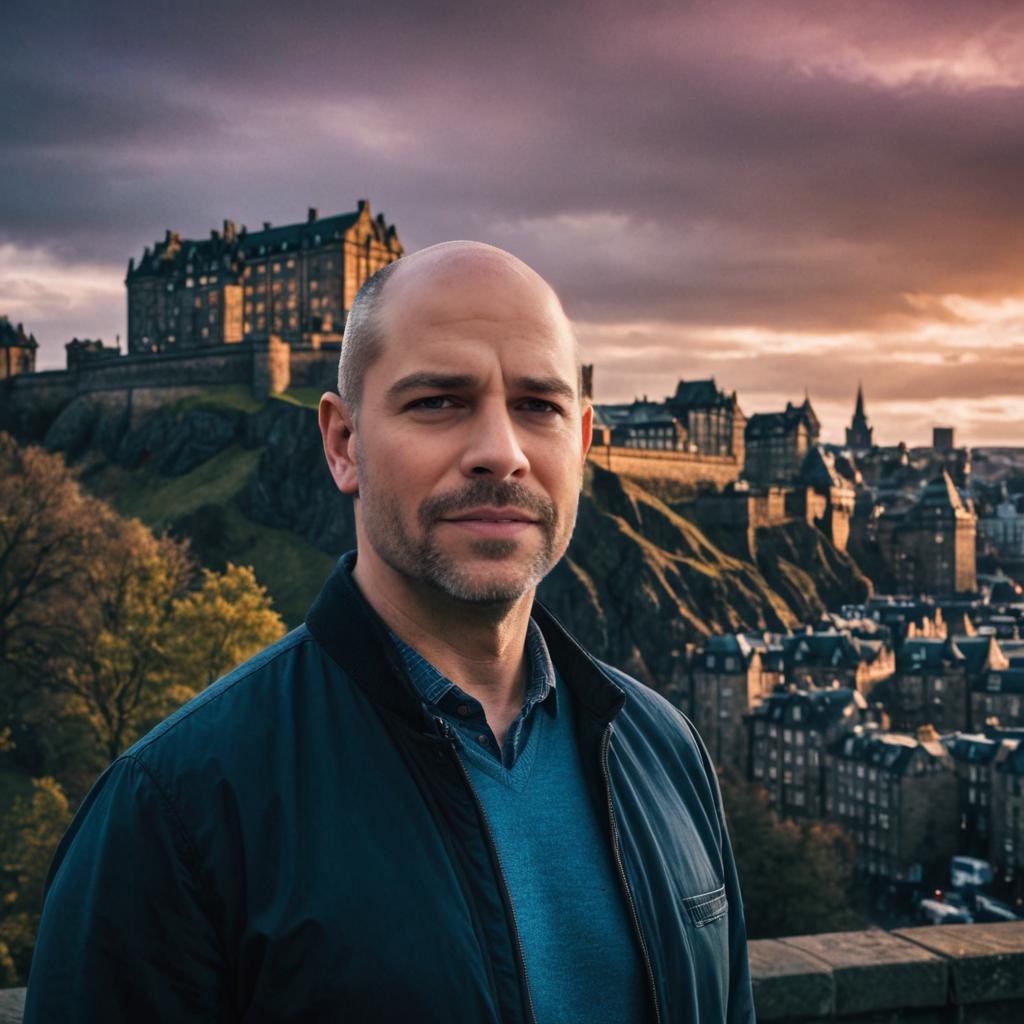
(2, 0), (1023, 439)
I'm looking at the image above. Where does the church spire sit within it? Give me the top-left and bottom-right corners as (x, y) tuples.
(846, 382), (874, 451)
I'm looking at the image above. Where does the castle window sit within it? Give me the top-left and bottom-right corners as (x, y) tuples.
(186, 278), (194, 288)
(199, 276), (207, 286)
(314, 235), (321, 245)
(201, 326), (209, 338)
(310, 280), (319, 291)
(273, 263), (281, 273)
(286, 259), (295, 269)
(325, 259), (334, 269)
(244, 322), (251, 333)
(210, 275), (218, 284)
(166, 284), (174, 292)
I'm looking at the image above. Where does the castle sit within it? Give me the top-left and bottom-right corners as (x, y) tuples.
(126, 200), (402, 353)
(0, 201), (403, 430)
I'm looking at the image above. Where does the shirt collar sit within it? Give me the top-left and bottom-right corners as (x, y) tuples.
(391, 617), (558, 718)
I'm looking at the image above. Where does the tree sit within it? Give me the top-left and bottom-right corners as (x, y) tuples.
(166, 563), (285, 690)
(721, 771), (864, 938)
(0, 434), (112, 704)
(50, 520), (195, 763)
(0, 776), (71, 984)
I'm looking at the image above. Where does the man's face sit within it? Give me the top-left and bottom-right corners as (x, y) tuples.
(343, 254), (591, 605)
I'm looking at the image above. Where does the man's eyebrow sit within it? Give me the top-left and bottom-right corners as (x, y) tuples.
(385, 372), (478, 399)
(512, 376), (577, 402)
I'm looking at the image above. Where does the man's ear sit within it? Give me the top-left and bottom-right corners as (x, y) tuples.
(580, 402), (593, 464)
(319, 392), (359, 496)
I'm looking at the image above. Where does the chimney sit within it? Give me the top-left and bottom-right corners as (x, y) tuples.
(164, 229), (172, 242)
(308, 207), (318, 223)
(357, 199), (368, 213)
(210, 229), (220, 241)
(223, 219), (236, 242)
(263, 221), (272, 231)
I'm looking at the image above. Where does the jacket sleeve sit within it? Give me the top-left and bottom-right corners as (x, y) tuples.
(23, 754), (232, 1023)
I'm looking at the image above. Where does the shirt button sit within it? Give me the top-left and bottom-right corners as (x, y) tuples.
(457, 705), (471, 717)
(477, 734), (490, 746)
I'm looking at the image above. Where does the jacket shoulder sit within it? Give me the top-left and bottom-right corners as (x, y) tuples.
(125, 624), (326, 763)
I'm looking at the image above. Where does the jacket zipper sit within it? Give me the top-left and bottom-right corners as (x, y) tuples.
(601, 724), (663, 1024)
(437, 719), (538, 1024)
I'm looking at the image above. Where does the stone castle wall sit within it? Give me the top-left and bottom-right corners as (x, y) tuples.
(588, 444), (742, 491)
(0, 339), (342, 440)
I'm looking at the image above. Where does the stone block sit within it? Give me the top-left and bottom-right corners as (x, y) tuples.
(894, 922), (1024, 1006)
(749, 938), (834, 1020)
(0, 988), (24, 1024)
(781, 929), (947, 1017)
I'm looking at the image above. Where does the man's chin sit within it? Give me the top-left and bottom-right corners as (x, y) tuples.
(423, 555), (547, 606)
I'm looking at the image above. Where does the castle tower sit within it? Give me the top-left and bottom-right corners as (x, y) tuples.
(0, 316), (38, 379)
(845, 382), (874, 451)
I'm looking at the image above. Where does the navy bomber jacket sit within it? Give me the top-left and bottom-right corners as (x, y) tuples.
(25, 552), (755, 1023)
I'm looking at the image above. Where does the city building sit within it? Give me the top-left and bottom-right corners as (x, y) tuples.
(664, 378), (746, 460)
(795, 445), (857, 551)
(878, 471), (977, 596)
(891, 637), (969, 734)
(943, 731), (1006, 859)
(991, 739), (1024, 896)
(782, 629), (895, 695)
(747, 685), (868, 818)
(594, 378), (746, 460)
(64, 337), (120, 371)
(0, 316), (37, 379)
(971, 664), (1024, 730)
(743, 397), (820, 485)
(845, 383), (874, 451)
(980, 487), (1024, 561)
(126, 201), (403, 353)
(690, 634), (780, 769)
(825, 725), (958, 883)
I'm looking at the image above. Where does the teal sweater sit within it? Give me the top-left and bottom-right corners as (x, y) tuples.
(393, 627), (647, 1023)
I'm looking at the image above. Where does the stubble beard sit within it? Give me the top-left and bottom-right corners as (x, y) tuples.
(359, 474), (575, 605)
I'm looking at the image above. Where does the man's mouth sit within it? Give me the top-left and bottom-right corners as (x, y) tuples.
(440, 507), (541, 536)
(444, 507), (540, 524)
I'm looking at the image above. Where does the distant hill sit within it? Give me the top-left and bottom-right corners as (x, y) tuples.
(29, 386), (872, 692)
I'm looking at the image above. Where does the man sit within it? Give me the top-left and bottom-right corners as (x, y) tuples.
(26, 242), (754, 1022)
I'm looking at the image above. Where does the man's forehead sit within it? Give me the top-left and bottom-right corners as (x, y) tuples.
(380, 245), (566, 331)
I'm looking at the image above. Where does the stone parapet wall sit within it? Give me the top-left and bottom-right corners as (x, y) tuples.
(5, 922), (1023, 1020)
(751, 921), (1024, 1022)
(588, 443), (742, 490)
(74, 346), (253, 393)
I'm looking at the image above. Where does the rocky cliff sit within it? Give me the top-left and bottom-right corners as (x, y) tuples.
(33, 388), (872, 691)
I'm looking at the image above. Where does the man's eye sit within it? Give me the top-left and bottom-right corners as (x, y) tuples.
(521, 399), (560, 414)
(410, 396), (456, 411)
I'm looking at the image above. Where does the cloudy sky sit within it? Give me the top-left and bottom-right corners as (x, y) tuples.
(3, 0), (1023, 445)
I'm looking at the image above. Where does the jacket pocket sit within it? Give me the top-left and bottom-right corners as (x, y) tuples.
(681, 885), (728, 928)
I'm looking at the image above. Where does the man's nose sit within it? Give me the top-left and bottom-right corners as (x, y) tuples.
(460, 401), (531, 479)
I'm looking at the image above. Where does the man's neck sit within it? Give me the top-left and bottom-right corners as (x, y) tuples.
(352, 549), (534, 743)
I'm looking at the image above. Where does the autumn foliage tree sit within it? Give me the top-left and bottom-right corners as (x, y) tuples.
(0, 432), (286, 983)
(1, 432), (286, 766)
(720, 770), (864, 938)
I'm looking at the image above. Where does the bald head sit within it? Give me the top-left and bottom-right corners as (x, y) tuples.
(338, 241), (577, 415)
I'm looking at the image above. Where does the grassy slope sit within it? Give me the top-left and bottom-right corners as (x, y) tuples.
(81, 444), (335, 627)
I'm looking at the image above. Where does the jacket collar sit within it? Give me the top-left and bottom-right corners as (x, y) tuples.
(305, 550), (625, 729)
